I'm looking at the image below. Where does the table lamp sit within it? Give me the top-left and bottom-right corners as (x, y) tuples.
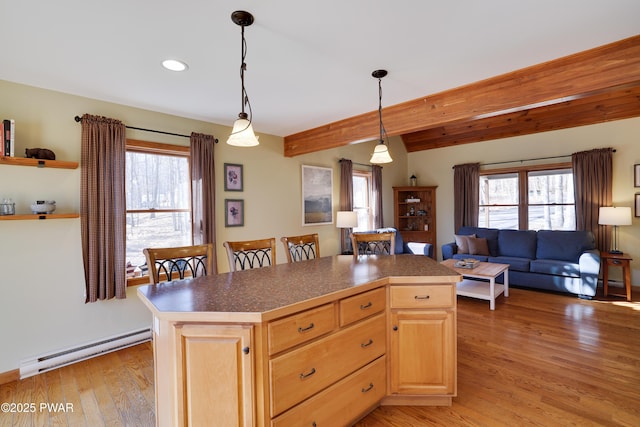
(336, 211), (358, 254)
(598, 206), (632, 254)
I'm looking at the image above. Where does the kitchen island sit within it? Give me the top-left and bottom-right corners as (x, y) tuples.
(138, 254), (461, 427)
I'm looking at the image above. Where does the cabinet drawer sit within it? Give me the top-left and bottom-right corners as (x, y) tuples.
(272, 356), (386, 427)
(270, 313), (385, 416)
(390, 284), (454, 308)
(268, 303), (337, 355)
(340, 287), (386, 327)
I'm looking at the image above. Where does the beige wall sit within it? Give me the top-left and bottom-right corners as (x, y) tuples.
(409, 117), (640, 284)
(0, 80), (407, 374)
(1, 78), (638, 375)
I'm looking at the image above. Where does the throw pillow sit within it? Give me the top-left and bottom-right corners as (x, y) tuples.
(454, 234), (476, 254)
(468, 237), (490, 256)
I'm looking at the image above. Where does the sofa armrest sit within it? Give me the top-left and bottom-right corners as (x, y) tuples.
(442, 242), (457, 260)
(579, 249), (600, 276)
(578, 249), (600, 297)
(406, 242), (434, 258)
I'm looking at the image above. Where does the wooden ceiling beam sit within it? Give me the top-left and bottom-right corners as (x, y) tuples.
(402, 84), (640, 151)
(283, 35), (640, 157)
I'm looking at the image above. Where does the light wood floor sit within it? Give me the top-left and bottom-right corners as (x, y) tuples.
(1, 287), (638, 426)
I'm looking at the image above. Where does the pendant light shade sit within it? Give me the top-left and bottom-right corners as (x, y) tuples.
(370, 142), (393, 164)
(228, 115), (259, 147)
(370, 69), (392, 164)
(227, 11), (259, 147)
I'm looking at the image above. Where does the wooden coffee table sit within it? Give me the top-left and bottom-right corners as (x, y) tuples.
(441, 259), (509, 310)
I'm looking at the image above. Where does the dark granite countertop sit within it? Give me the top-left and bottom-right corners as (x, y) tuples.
(137, 254), (460, 322)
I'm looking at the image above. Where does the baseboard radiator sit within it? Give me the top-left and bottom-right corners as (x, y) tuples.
(20, 327), (151, 379)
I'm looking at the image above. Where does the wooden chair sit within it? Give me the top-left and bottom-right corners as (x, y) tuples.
(143, 244), (213, 284)
(223, 238), (277, 272)
(351, 232), (396, 257)
(281, 233), (320, 263)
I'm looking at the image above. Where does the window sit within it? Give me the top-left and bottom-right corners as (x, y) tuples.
(353, 170), (373, 232)
(125, 140), (192, 277)
(479, 164), (575, 231)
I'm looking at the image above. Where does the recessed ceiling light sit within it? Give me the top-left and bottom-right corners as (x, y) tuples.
(162, 59), (188, 72)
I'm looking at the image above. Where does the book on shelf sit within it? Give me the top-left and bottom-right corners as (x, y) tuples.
(2, 119), (15, 157)
(0, 121), (4, 156)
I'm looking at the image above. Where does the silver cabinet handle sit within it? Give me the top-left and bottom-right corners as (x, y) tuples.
(361, 339), (374, 348)
(360, 301), (373, 310)
(414, 295), (430, 300)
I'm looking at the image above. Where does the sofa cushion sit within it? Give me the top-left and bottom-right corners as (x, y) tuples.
(457, 227), (500, 256)
(454, 234), (475, 253)
(488, 256), (531, 272)
(536, 230), (596, 263)
(530, 259), (581, 278)
(406, 242), (433, 257)
(468, 237), (490, 255)
(498, 230), (537, 259)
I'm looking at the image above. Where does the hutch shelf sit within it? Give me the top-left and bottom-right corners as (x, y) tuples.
(393, 186), (437, 258)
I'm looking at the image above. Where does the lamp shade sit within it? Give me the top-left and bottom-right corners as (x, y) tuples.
(370, 143), (393, 164)
(336, 211), (358, 228)
(598, 206), (632, 226)
(227, 118), (259, 147)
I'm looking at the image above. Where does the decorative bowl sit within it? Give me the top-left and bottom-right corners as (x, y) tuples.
(31, 200), (56, 214)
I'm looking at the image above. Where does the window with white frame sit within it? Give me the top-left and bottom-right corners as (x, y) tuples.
(125, 141), (193, 276)
(479, 165), (575, 231)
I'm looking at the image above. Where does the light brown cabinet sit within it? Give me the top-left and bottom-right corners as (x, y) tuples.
(155, 323), (254, 427)
(393, 186), (437, 258)
(386, 283), (457, 405)
(138, 256), (460, 426)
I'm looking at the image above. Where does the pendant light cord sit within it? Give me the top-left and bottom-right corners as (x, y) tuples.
(377, 76), (387, 144)
(231, 23), (253, 136)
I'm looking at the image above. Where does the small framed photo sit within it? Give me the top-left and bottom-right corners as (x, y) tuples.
(224, 163), (243, 191)
(635, 164), (640, 188)
(225, 199), (244, 227)
(636, 194), (640, 218)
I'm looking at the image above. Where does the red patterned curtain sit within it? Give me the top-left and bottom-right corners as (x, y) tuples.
(339, 159), (354, 253)
(572, 148), (613, 252)
(80, 114), (126, 302)
(453, 163), (480, 232)
(190, 132), (218, 274)
(371, 165), (383, 228)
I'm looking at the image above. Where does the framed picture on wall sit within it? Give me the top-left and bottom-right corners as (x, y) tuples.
(225, 199), (244, 227)
(635, 164), (640, 187)
(302, 165), (333, 226)
(636, 194), (640, 218)
(224, 163), (243, 191)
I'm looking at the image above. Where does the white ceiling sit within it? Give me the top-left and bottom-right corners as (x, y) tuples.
(1, 1), (639, 138)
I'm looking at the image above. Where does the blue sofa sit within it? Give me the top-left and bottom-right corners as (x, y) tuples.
(442, 226), (600, 298)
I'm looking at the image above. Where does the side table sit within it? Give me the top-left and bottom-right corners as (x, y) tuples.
(601, 251), (633, 301)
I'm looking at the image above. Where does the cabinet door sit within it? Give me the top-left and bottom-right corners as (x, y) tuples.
(175, 324), (254, 427)
(389, 310), (456, 395)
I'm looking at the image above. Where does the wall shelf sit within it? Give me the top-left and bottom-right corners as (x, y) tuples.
(0, 213), (79, 221)
(0, 156), (79, 169)
(1, 156), (80, 220)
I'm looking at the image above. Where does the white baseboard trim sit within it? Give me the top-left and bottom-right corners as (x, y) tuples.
(19, 328), (151, 379)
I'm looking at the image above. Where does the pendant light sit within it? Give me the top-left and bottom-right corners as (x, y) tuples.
(370, 69), (393, 164)
(227, 10), (259, 147)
